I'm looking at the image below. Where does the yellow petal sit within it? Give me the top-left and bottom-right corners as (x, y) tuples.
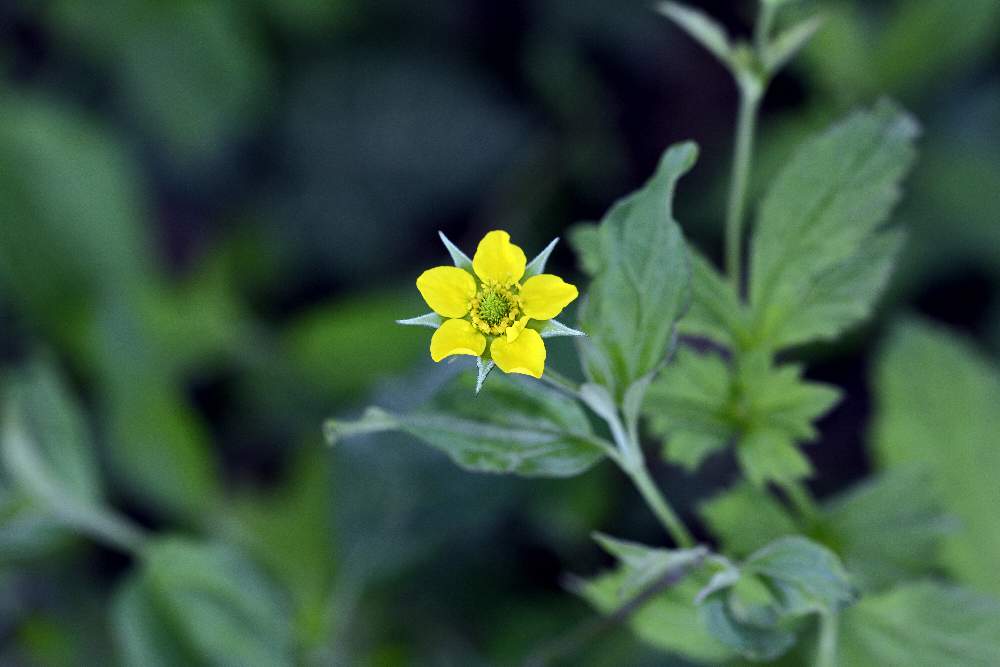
(491, 328), (546, 378)
(520, 274), (579, 320)
(505, 316), (530, 343)
(430, 319), (486, 362)
(416, 266), (476, 318)
(472, 230), (526, 286)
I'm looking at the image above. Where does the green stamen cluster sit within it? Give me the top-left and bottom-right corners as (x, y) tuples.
(470, 283), (521, 335)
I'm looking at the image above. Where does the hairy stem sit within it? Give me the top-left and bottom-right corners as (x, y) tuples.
(816, 612), (840, 667)
(725, 84), (762, 290)
(626, 463), (695, 549)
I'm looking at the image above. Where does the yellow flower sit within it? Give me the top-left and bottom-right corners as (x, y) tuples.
(401, 230), (581, 381)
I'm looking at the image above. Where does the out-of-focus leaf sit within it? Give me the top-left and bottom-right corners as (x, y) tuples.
(736, 428), (812, 488)
(230, 445), (335, 648)
(573, 542), (732, 663)
(748, 102), (918, 350)
(285, 290), (428, 401)
(49, 0), (273, 167)
(114, 537), (294, 667)
(763, 16), (824, 75)
(872, 319), (1000, 595)
(699, 482), (798, 558)
(574, 143), (696, 399)
(1, 358), (140, 552)
(655, 2), (733, 69)
(2, 359), (99, 502)
(93, 299), (221, 520)
(113, 574), (196, 667)
(328, 372), (604, 477)
(820, 468), (954, 593)
(839, 581), (1000, 666)
(0, 97), (151, 350)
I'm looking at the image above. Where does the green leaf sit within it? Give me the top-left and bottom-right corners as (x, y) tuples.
(573, 539), (732, 663)
(679, 247), (745, 347)
(327, 373), (605, 477)
(229, 446), (335, 648)
(872, 319), (1000, 595)
(699, 482), (798, 558)
(820, 468), (954, 593)
(49, 0), (272, 167)
(592, 533), (708, 598)
(643, 348), (734, 472)
(697, 537), (856, 661)
(112, 574), (197, 667)
(644, 349), (838, 483)
(0, 358), (141, 552)
(763, 15), (824, 74)
(655, 2), (734, 69)
(124, 537), (295, 667)
(2, 358), (100, 503)
(575, 143), (696, 399)
(748, 102), (918, 350)
(840, 582), (1000, 666)
(737, 428), (812, 487)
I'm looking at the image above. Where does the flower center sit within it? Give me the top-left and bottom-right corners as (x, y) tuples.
(470, 284), (520, 335)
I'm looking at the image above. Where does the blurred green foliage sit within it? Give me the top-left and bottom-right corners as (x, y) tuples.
(0, 0), (997, 665)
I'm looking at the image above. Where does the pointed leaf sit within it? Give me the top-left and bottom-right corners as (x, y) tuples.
(764, 15), (824, 74)
(396, 312), (444, 329)
(523, 237), (559, 279)
(656, 2), (734, 68)
(438, 230), (473, 270)
(577, 143), (697, 398)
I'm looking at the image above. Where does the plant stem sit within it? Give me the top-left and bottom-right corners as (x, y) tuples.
(781, 478), (820, 523)
(521, 553), (704, 666)
(724, 82), (762, 290)
(538, 368), (581, 396)
(816, 612), (839, 667)
(626, 463), (695, 549)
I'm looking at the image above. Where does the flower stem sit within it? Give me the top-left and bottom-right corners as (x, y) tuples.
(626, 463), (695, 549)
(724, 82), (762, 290)
(816, 612), (840, 667)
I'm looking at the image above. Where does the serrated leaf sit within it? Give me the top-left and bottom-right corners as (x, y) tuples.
(643, 348), (734, 471)
(679, 247), (745, 346)
(737, 429), (813, 487)
(328, 373), (605, 477)
(699, 482), (798, 558)
(134, 538), (295, 667)
(821, 468), (954, 593)
(738, 353), (841, 443)
(655, 2), (734, 69)
(748, 102), (918, 350)
(872, 319), (1000, 595)
(645, 349), (838, 482)
(577, 143), (696, 399)
(840, 582), (1000, 666)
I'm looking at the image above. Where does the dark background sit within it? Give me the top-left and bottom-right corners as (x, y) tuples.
(1, 0), (998, 664)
